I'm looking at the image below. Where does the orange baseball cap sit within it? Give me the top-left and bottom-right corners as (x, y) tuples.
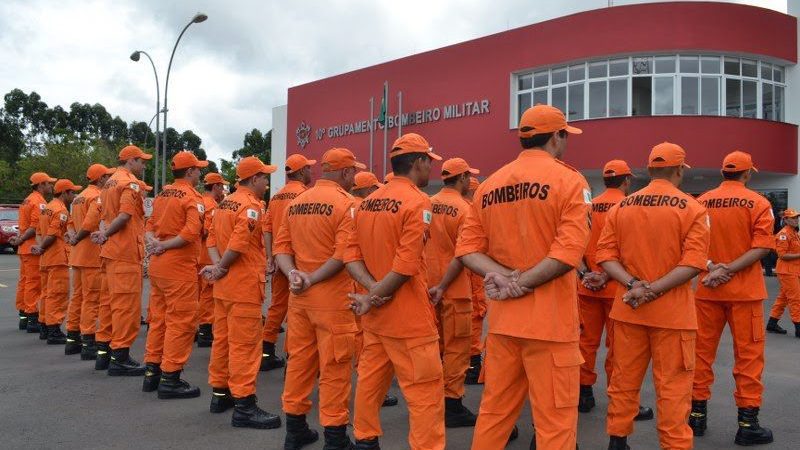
(353, 172), (383, 190)
(384, 172), (394, 183)
(783, 208), (799, 218)
(30, 172), (57, 185)
(389, 133), (442, 161)
(285, 154), (317, 173)
(441, 157), (480, 180)
(469, 176), (480, 191)
(518, 104), (582, 138)
(722, 151), (758, 173)
(86, 164), (114, 181)
(236, 156), (277, 181)
(603, 160), (633, 178)
(321, 148), (366, 172)
(172, 151), (209, 170)
(54, 179), (83, 194)
(203, 172), (230, 185)
(648, 142), (690, 168)
(118, 145), (153, 161)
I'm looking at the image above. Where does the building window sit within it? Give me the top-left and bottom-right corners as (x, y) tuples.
(513, 53), (786, 126)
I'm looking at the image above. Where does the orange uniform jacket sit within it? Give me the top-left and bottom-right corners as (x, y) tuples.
(274, 180), (355, 310)
(774, 225), (800, 275)
(578, 188), (625, 299)
(596, 179), (710, 329)
(425, 188), (471, 299)
(18, 191), (47, 254)
(263, 180), (307, 241)
(455, 149), (592, 342)
(69, 184), (103, 268)
(344, 176), (438, 338)
(99, 168), (145, 264)
(695, 181), (775, 300)
(38, 198), (70, 267)
(146, 180), (204, 281)
(199, 193), (218, 266)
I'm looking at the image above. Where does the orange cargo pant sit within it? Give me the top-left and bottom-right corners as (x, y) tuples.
(771, 274), (800, 322)
(208, 299), (262, 398)
(471, 334), (581, 450)
(41, 265), (69, 326)
(96, 261), (113, 342)
(263, 271), (289, 344)
(354, 330), (445, 450)
(68, 267), (101, 333)
(469, 271), (486, 355)
(105, 259), (142, 350)
(283, 305), (357, 426)
(144, 276), (199, 372)
(578, 295), (615, 386)
(198, 275), (214, 325)
(693, 300), (765, 408)
(436, 297), (472, 399)
(16, 254), (26, 311)
(21, 254), (42, 314)
(607, 322), (695, 450)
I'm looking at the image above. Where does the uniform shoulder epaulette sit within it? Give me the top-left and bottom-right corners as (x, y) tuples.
(554, 159), (579, 173)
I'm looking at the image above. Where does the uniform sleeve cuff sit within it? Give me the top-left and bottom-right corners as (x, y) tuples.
(391, 257), (418, 276)
(751, 236), (776, 250)
(547, 248), (583, 268)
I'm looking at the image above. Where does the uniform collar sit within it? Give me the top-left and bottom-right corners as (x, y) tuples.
(53, 197), (65, 209)
(86, 184), (101, 193)
(518, 149), (555, 160)
(604, 187), (625, 196)
(440, 187), (461, 196)
(238, 185), (257, 198)
(389, 175), (417, 188)
(721, 180), (745, 187)
(173, 178), (193, 188)
(116, 167), (132, 177)
(203, 192), (215, 198)
(31, 190), (45, 202)
(286, 180), (306, 188)
(650, 178), (676, 189)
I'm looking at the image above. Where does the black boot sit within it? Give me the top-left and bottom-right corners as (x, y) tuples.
(94, 341), (110, 370)
(465, 354), (482, 385)
(107, 348), (146, 376)
(323, 425), (355, 450)
(635, 405), (654, 421)
(158, 370), (201, 399)
(26, 313), (40, 333)
(80, 334), (97, 360)
(39, 321), (49, 340)
(354, 437), (379, 450)
(794, 322), (800, 338)
(197, 323), (213, 347)
(608, 435), (629, 450)
(508, 425), (519, 443)
(445, 397), (477, 428)
(46, 325), (67, 344)
(260, 341), (286, 371)
(735, 407), (774, 446)
(284, 413), (319, 449)
(210, 387), (235, 413)
(381, 394), (398, 407)
(18, 310), (28, 331)
(578, 385), (595, 413)
(766, 317), (787, 334)
(689, 400), (707, 436)
(64, 331), (81, 354)
(231, 395), (281, 429)
(142, 363), (161, 392)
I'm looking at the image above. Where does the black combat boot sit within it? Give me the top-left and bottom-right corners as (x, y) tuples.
(26, 312), (40, 333)
(635, 405), (654, 421)
(18, 310), (28, 331)
(197, 323), (213, 347)
(284, 413), (319, 449)
(80, 334), (97, 360)
(465, 354), (482, 385)
(794, 322), (800, 338)
(608, 436), (629, 450)
(64, 331), (81, 354)
(578, 385), (595, 413)
(735, 407), (774, 446)
(354, 437), (379, 449)
(381, 394), (398, 407)
(142, 363), (161, 392)
(260, 341), (286, 371)
(508, 425), (519, 443)
(445, 397), (477, 428)
(157, 370), (201, 399)
(323, 424), (355, 450)
(231, 395), (281, 429)
(94, 341), (110, 370)
(210, 387), (235, 413)
(107, 347), (146, 376)
(39, 321), (49, 340)
(688, 400), (707, 436)
(46, 325), (67, 344)
(765, 317), (787, 334)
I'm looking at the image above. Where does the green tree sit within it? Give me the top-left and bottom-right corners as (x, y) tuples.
(233, 128), (271, 163)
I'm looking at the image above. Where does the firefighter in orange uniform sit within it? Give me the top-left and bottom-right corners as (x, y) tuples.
(346, 133), (445, 450)
(690, 151), (775, 445)
(463, 176), (486, 385)
(456, 105), (588, 450)
(597, 142), (710, 450)
(768, 209), (800, 337)
(31, 179), (82, 344)
(141, 151), (208, 399)
(202, 156), (282, 429)
(261, 153), (316, 371)
(196, 172), (229, 347)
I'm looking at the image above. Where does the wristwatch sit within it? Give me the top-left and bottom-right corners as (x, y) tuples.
(625, 277), (640, 290)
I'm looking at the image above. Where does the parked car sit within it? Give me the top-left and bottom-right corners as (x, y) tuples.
(0, 204), (20, 253)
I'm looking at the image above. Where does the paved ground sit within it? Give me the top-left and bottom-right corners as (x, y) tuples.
(0, 252), (798, 449)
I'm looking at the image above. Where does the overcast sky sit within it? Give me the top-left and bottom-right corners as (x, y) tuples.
(0, 0), (787, 165)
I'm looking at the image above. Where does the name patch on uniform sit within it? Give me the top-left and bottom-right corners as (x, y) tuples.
(423, 210), (432, 224)
(583, 189), (592, 204)
(780, 234), (787, 241)
(39, 204), (46, 210)
(59, 213), (68, 222)
(197, 203), (205, 213)
(130, 182), (140, 192)
(246, 208), (259, 220)
(350, 207), (355, 218)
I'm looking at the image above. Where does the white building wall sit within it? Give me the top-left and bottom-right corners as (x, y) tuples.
(271, 104), (288, 194)
(785, 0), (800, 206)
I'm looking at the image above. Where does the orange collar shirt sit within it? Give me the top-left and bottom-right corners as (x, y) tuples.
(344, 176), (438, 338)
(146, 179), (204, 282)
(39, 198), (70, 267)
(455, 150), (592, 343)
(99, 168), (145, 263)
(425, 187), (472, 299)
(199, 193), (218, 266)
(262, 180), (308, 242)
(774, 225), (800, 275)
(695, 181), (775, 300)
(578, 188), (626, 299)
(18, 191), (47, 255)
(596, 179), (710, 330)
(273, 179), (355, 311)
(69, 184), (103, 268)
(208, 186), (267, 304)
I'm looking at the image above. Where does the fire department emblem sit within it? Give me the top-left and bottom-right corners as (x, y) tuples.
(296, 121), (312, 149)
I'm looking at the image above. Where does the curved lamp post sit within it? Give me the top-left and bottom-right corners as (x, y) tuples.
(130, 50), (161, 192)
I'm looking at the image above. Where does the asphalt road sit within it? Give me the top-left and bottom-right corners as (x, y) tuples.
(0, 252), (798, 450)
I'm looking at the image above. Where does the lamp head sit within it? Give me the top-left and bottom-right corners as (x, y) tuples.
(130, 51), (141, 62)
(192, 13), (208, 23)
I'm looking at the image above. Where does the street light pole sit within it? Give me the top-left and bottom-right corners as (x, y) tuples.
(130, 50), (161, 192)
(162, 12), (208, 187)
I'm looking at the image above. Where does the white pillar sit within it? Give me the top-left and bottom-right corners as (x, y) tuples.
(271, 104), (288, 193)
(785, 0), (800, 204)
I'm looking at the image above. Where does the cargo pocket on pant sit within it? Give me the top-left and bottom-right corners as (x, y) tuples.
(751, 308), (765, 342)
(258, 273), (267, 302)
(51, 271), (69, 294)
(680, 331), (696, 371)
(452, 300), (473, 338)
(330, 323), (358, 363)
(552, 349), (583, 408)
(110, 266), (142, 294)
(407, 336), (442, 384)
(229, 305), (262, 344)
